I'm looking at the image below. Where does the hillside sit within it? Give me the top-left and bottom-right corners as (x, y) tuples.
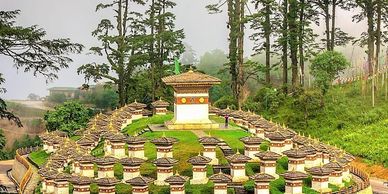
(0, 101), (46, 148)
(259, 81), (388, 178)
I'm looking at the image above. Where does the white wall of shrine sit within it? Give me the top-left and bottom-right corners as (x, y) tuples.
(173, 92), (211, 124)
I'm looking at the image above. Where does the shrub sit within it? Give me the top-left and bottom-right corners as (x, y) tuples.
(253, 87), (284, 113)
(44, 101), (93, 136)
(214, 95), (237, 109)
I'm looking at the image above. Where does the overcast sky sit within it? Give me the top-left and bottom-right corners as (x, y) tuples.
(1, 0), (366, 99)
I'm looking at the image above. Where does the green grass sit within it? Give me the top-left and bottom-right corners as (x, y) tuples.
(209, 115), (240, 128)
(114, 163), (123, 179)
(141, 131), (202, 177)
(91, 140), (104, 157)
(260, 81), (388, 167)
(115, 183), (132, 194)
(204, 130), (249, 153)
(70, 135), (81, 141)
(29, 150), (50, 166)
(122, 114), (173, 135)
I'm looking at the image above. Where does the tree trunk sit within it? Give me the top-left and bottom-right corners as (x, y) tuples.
(282, 0), (288, 93)
(331, 0), (336, 50)
(117, 0), (126, 107)
(324, 0), (331, 51)
(265, 4), (271, 84)
(375, 0), (381, 74)
(228, 0), (238, 100)
(237, 0), (245, 109)
(298, 0), (305, 86)
(288, 0), (299, 87)
(366, 2), (375, 76)
(150, 0), (156, 101)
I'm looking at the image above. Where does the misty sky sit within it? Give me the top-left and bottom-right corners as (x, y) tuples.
(1, 0), (366, 99)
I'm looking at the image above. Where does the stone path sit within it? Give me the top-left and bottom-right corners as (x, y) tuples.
(370, 177), (388, 194)
(0, 160), (17, 193)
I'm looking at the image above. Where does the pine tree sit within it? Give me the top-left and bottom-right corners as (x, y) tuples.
(281, 0), (289, 92)
(288, 0), (299, 87)
(207, 0), (247, 108)
(0, 10), (82, 126)
(250, 0), (279, 85)
(78, 0), (149, 106)
(145, 0), (185, 100)
(352, 0), (377, 75)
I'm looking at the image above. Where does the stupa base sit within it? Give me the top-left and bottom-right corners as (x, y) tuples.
(165, 121), (220, 130)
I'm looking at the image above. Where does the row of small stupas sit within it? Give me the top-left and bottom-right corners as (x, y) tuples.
(37, 105), (356, 194)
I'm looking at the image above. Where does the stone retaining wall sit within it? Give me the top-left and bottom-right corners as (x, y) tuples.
(11, 147), (39, 194)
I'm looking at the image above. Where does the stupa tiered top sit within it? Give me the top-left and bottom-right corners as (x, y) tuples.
(162, 69), (221, 129)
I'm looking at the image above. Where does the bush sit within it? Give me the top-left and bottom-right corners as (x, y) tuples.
(82, 85), (119, 110)
(214, 95), (237, 109)
(361, 108), (385, 125)
(310, 51), (350, 95)
(44, 101), (93, 136)
(253, 87), (284, 113)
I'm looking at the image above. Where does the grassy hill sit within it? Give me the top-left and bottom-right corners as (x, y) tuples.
(260, 81), (388, 168)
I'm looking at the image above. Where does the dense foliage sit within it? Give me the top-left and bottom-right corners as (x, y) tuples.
(82, 85), (119, 110)
(310, 51), (350, 95)
(249, 82), (388, 166)
(44, 101), (92, 136)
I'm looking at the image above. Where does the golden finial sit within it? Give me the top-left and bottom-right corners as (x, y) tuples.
(208, 132), (211, 137)
(162, 132), (166, 137)
(188, 66), (194, 72)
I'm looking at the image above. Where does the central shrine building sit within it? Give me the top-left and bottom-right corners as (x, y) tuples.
(162, 69), (221, 129)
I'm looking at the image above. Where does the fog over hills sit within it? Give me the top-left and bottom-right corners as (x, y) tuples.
(1, 0), (367, 99)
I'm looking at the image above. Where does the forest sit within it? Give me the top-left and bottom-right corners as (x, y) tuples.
(0, 0), (388, 186)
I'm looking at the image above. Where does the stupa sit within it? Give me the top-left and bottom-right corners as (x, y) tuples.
(162, 69), (221, 130)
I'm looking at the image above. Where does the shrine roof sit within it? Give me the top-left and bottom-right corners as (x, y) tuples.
(162, 70), (221, 86)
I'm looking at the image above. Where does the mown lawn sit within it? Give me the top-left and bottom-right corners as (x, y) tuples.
(29, 150), (50, 166)
(204, 130), (249, 153)
(140, 131), (202, 177)
(122, 114), (173, 135)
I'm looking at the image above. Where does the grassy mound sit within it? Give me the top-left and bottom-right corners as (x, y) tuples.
(122, 114), (173, 135)
(261, 81), (388, 167)
(29, 150), (50, 166)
